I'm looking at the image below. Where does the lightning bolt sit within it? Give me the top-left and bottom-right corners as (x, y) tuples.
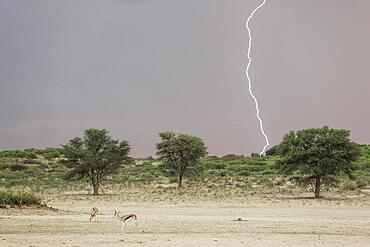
(245, 0), (269, 155)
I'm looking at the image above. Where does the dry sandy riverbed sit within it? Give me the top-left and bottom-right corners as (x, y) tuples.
(1, 195), (370, 246)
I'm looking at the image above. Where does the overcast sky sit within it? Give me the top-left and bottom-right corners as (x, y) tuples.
(0, 0), (369, 157)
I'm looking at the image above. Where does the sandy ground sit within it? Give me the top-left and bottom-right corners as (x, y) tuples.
(1, 195), (370, 247)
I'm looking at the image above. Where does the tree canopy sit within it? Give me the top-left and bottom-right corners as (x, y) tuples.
(265, 145), (281, 156)
(62, 128), (131, 195)
(156, 132), (207, 187)
(276, 126), (360, 198)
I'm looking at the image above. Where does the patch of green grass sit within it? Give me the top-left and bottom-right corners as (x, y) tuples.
(261, 168), (275, 175)
(0, 191), (42, 206)
(0, 150), (26, 158)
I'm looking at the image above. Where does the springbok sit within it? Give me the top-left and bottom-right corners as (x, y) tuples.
(113, 210), (138, 231)
(89, 207), (100, 222)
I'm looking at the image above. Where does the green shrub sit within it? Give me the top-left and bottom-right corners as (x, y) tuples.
(139, 173), (154, 184)
(226, 164), (245, 172)
(24, 151), (37, 159)
(262, 168), (274, 175)
(228, 160), (243, 166)
(0, 150), (26, 158)
(9, 164), (28, 172)
(43, 152), (59, 160)
(354, 176), (370, 188)
(0, 163), (9, 170)
(24, 166), (41, 176)
(204, 160), (226, 170)
(0, 191), (42, 206)
(222, 154), (244, 160)
(219, 170), (227, 177)
(360, 163), (370, 171)
(237, 170), (250, 176)
(341, 180), (358, 191)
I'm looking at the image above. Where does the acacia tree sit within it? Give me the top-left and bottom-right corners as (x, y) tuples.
(277, 126), (360, 198)
(62, 129), (131, 195)
(265, 145), (281, 156)
(156, 132), (207, 188)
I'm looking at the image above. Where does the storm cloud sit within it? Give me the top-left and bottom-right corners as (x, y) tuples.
(0, 0), (369, 156)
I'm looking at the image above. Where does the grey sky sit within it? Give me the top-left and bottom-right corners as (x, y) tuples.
(0, 0), (369, 157)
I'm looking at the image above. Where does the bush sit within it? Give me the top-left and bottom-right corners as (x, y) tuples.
(341, 180), (358, 191)
(204, 160), (226, 170)
(227, 164), (247, 172)
(24, 151), (37, 159)
(219, 170), (227, 177)
(0, 163), (9, 170)
(262, 168), (274, 175)
(0, 191), (42, 206)
(9, 164), (28, 172)
(43, 150), (61, 160)
(25, 166), (41, 176)
(0, 150), (26, 158)
(237, 170), (250, 176)
(355, 177), (369, 189)
(222, 154), (244, 161)
(228, 160), (243, 166)
(359, 162), (370, 171)
(140, 173), (154, 183)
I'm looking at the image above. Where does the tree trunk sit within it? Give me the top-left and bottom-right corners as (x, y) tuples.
(314, 176), (321, 198)
(92, 181), (99, 195)
(178, 172), (184, 188)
